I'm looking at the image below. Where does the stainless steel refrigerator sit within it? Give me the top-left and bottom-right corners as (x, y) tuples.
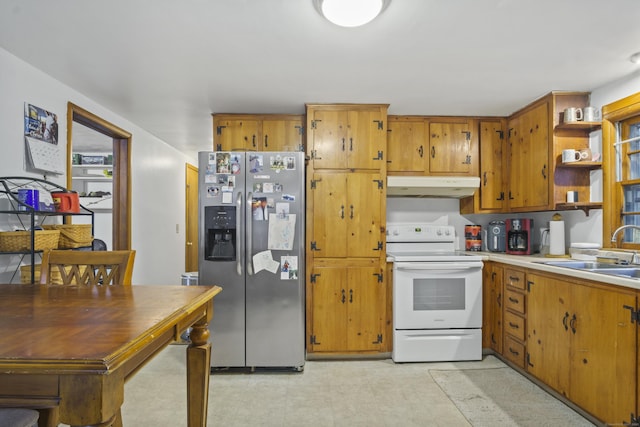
(198, 151), (305, 370)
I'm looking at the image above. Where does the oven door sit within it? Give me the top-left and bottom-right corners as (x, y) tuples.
(393, 261), (483, 329)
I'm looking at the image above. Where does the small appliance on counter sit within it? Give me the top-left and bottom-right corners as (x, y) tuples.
(486, 220), (506, 252)
(464, 224), (482, 251)
(506, 218), (533, 255)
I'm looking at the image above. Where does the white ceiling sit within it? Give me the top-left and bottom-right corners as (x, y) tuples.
(2, 0), (640, 157)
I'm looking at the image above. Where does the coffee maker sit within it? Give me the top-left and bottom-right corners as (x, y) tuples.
(506, 218), (533, 255)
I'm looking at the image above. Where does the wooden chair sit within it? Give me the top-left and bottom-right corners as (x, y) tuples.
(0, 408), (39, 427)
(39, 249), (136, 286)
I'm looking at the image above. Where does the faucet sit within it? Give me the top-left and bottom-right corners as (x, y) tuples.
(611, 224), (640, 244)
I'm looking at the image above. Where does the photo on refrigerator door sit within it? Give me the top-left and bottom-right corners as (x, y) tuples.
(280, 256), (298, 280)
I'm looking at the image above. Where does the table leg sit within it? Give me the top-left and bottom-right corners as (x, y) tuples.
(187, 318), (211, 427)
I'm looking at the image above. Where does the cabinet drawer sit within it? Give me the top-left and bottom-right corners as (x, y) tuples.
(503, 335), (525, 369)
(504, 289), (525, 314)
(504, 268), (526, 290)
(504, 311), (525, 342)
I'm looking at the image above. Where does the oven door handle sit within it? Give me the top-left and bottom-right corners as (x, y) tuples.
(393, 261), (483, 270)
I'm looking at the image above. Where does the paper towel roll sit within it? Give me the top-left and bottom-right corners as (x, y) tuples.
(549, 220), (565, 255)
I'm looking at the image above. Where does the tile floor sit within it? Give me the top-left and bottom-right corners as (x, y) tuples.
(64, 344), (596, 426)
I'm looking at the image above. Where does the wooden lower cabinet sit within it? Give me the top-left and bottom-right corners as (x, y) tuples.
(526, 271), (636, 425)
(308, 265), (385, 354)
(482, 262), (503, 353)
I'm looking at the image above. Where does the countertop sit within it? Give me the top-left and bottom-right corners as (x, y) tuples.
(475, 251), (640, 291)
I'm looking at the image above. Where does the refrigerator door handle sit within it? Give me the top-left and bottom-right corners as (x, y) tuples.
(246, 191), (254, 276)
(236, 191), (243, 276)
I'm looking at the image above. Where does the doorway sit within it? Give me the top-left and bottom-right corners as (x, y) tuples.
(66, 103), (131, 250)
(185, 163), (198, 272)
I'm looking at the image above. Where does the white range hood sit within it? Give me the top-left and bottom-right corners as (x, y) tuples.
(387, 176), (480, 198)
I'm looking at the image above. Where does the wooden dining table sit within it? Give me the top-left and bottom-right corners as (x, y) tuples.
(0, 283), (222, 427)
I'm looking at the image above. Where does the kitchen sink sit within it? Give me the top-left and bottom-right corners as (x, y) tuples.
(543, 260), (626, 269)
(590, 268), (640, 278)
(543, 260), (640, 279)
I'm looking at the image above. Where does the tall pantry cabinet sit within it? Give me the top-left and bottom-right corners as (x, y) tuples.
(305, 104), (388, 356)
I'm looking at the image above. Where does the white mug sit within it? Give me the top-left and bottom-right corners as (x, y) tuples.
(562, 149), (580, 163)
(567, 191), (579, 203)
(583, 106), (600, 122)
(564, 107), (583, 123)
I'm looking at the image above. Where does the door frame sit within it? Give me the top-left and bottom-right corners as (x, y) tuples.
(66, 102), (132, 250)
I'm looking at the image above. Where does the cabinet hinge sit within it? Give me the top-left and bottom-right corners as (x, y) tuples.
(310, 241), (321, 251)
(373, 120), (384, 130)
(527, 280), (534, 292)
(310, 335), (321, 345)
(623, 413), (639, 426)
(462, 131), (471, 141)
(373, 271), (383, 282)
(373, 179), (383, 189)
(496, 192), (505, 201)
(372, 151), (384, 161)
(310, 273), (321, 283)
(298, 143), (305, 152)
(215, 143), (222, 151)
(462, 155), (472, 165)
(372, 334), (383, 344)
(526, 353), (534, 367)
(373, 242), (383, 252)
(311, 120), (321, 129)
(623, 305), (640, 323)
(310, 150), (322, 160)
(310, 178), (322, 189)
(496, 130), (504, 139)
(216, 125), (226, 135)
(295, 125), (304, 136)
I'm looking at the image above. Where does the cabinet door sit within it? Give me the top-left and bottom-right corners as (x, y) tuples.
(347, 110), (386, 169)
(262, 119), (304, 152)
(214, 119), (261, 151)
(479, 121), (505, 210)
(569, 285), (636, 424)
(428, 120), (473, 174)
(308, 110), (348, 169)
(508, 103), (549, 210)
(310, 172), (347, 257)
(526, 273), (571, 394)
(309, 267), (348, 352)
(346, 266), (384, 351)
(346, 172), (383, 257)
(387, 119), (426, 173)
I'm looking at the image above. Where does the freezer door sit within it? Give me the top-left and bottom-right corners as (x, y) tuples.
(245, 152), (306, 368)
(198, 151), (247, 367)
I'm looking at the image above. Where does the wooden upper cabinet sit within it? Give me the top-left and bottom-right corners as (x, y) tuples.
(387, 117), (427, 173)
(214, 117), (260, 151)
(479, 120), (506, 210)
(429, 119), (476, 175)
(261, 117), (304, 152)
(507, 100), (550, 211)
(306, 104), (388, 170)
(212, 114), (304, 152)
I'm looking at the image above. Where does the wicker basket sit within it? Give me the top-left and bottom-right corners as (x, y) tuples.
(20, 263), (84, 285)
(0, 230), (60, 252)
(42, 224), (93, 249)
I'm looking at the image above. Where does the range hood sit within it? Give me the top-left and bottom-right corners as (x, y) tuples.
(387, 176), (480, 198)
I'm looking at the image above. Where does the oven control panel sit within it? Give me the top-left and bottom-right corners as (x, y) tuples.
(386, 224), (455, 243)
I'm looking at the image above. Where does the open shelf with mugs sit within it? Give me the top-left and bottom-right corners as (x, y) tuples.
(551, 92), (602, 215)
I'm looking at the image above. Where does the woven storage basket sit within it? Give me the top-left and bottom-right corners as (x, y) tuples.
(0, 230), (60, 252)
(42, 224), (93, 249)
(20, 263), (63, 285)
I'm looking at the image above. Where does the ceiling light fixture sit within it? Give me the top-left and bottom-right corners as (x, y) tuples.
(630, 52), (640, 64)
(314, 0), (391, 28)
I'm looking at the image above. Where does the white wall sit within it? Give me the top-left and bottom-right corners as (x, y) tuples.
(0, 47), (196, 284)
